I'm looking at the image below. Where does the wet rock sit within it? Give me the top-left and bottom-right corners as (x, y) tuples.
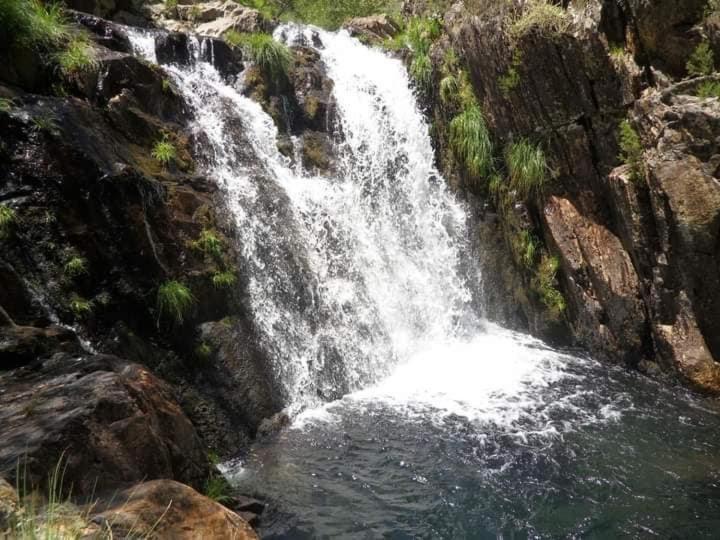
(542, 195), (647, 365)
(628, 0), (707, 77)
(344, 14), (401, 42)
(0, 324), (80, 369)
(71, 11), (134, 53)
(300, 131), (334, 173)
(289, 46), (335, 133)
(0, 354), (211, 496)
(155, 32), (243, 79)
(197, 319), (283, 435)
(257, 411), (291, 437)
(90, 479), (258, 539)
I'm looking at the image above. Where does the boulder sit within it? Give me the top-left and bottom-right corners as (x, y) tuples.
(344, 14), (401, 42)
(0, 354), (211, 495)
(0, 324), (80, 369)
(155, 1), (273, 36)
(90, 480), (258, 539)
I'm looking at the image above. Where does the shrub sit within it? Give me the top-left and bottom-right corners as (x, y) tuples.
(280, 0), (398, 29)
(449, 104), (494, 179)
(506, 139), (548, 199)
(618, 119), (643, 182)
(64, 256), (88, 278)
(164, 0), (178, 14)
(157, 280), (195, 324)
(191, 228), (223, 258)
(0, 204), (16, 239)
(697, 80), (720, 99)
(56, 34), (95, 75)
(410, 51), (432, 93)
(0, 97), (13, 112)
(152, 139), (177, 166)
(69, 294), (92, 317)
(212, 270), (237, 288)
(510, 0), (570, 40)
(227, 32), (291, 81)
(439, 75), (458, 106)
(687, 41), (715, 77)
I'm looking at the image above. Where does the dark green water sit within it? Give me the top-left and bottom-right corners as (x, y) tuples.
(227, 331), (720, 539)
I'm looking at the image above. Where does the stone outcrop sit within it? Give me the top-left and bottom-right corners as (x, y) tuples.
(153, 0), (274, 36)
(421, 0), (720, 389)
(0, 355), (211, 495)
(344, 14), (401, 42)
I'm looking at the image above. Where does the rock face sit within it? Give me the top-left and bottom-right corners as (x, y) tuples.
(426, 0), (720, 389)
(91, 480), (258, 539)
(1, 13), (282, 463)
(0, 355), (211, 495)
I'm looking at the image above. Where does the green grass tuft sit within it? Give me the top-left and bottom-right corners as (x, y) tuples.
(64, 256), (88, 278)
(618, 119), (643, 182)
(212, 270), (237, 288)
(0, 204), (17, 240)
(449, 104), (494, 179)
(32, 113), (59, 134)
(499, 49), (522, 95)
(151, 139), (177, 166)
(439, 74), (458, 106)
(0, 97), (13, 112)
(510, 0), (570, 40)
(506, 139), (548, 199)
(514, 230), (539, 269)
(535, 254), (566, 317)
(696, 80), (720, 99)
(56, 35), (96, 75)
(69, 294), (92, 317)
(195, 341), (213, 361)
(204, 474), (233, 503)
(226, 32), (291, 81)
(157, 280), (195, 325)
(410, 51), (432, 93)
(687, 41), (715, 77)
(191, 229), (223, 258)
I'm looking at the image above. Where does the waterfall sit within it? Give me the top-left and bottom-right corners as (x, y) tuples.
(124, 25), (556, 417)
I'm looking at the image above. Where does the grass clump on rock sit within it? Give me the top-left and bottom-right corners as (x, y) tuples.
(157, 280), (195, 325)
(151, 138), (177, 167)
(69, 294), (92, 317)
(510, 0), (570, 40)
(534, 254), (566, 317)
(0, 204), (17, 239)
(618, 119), (644, 182)
(506, 139), (548, 199)
(225, 31), (291, 81)
(449, 104), (494, 179)
(56, 34), (96, 75)
(64, 256), (88, 278)
(191, 228), (223, 258)
(687, 41), (715, 77)
(212, 270), (237, 288)
(697, 80), (720, 99)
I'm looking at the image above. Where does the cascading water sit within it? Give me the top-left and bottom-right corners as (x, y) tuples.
(125, 25), (720, 538)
